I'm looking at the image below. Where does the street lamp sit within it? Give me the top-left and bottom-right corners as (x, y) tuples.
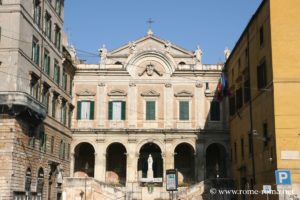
(84, 162), (89, 200)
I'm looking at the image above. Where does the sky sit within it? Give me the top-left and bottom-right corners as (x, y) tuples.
(64, 0), (262, 64)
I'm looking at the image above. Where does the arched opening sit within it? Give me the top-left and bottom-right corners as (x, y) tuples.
(174, 143), (195, 185)
(25, 168), (32, 192)
(106, 143), (127, 186)
(74, 142), (95, 177)
(138, 143), (163, 179)
(115, 61), (122, 65)
(179, 61), (186, 65)
(206, 143), (227, 179)
(37, 168), (44, 198)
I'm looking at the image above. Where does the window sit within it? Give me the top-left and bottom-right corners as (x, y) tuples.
(61, 101), (67, 125)
(59, 140), (65, 159)
(50, 136), (54, 154)
(257, 60), (267, 89)
(108, 101), (126, 120)
(241, 138), (244, 160)
(28, 127), (35, 147)
(62, 70), (67, 91)
(55, 0), (62, 16)
(229, 95), (236, 116)
(67, 143), (70, 160)
(236, 88), (243, 110)
(30, 75), (39, 99)
(33, 0), (41, 26)
(205, 82), (209, 90)
(45, 12), (52, 39)
(52, 93), (58, 118)
(77, 101), (94, 120)
(32, 37), (40, 65)
(43, 49), (50, 75)
(39, 131), (47, 152)
(69, 78), (73, 96)
(179, 101), (189, 120)
(263, 122), (269, 147)
(54, 61), (60, 85)
(259, 26), (264, 47)
(146, 101), (155, 120)
(54, 25), (61, 50)
(210, 101), (220, 121)
(25, 168), (32, 192)
(243, 78), (250, 103)
(42, 84), (49, 109)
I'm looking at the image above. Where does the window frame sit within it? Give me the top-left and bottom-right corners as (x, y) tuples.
(145, 100), (156, 121)
(108, 100), (126, 121)
(179, 100), (190, 121)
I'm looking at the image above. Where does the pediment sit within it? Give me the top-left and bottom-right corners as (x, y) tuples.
(107, 89), (127, 96)
(76, 90), (96, 96)
(174, 90), (193, 97)
(141, 90), (160, 97)
(109, 34), (194, 57)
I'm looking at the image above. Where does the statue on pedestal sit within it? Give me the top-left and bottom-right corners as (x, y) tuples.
(147, 154), (153, 178)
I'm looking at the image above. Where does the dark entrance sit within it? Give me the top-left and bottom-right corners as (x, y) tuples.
(74, 142), (95, 177)
(206, 143), (227, 179)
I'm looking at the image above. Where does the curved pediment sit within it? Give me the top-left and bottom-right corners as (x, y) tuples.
(174, 90), (193, 97)
(141, 90), (160, 97)
(107, 89), (127, 96)
(76, 90), (96, 96)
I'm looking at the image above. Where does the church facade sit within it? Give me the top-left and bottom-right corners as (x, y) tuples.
(68, 31), (230, 199)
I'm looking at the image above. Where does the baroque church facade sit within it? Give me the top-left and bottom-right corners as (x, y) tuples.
(66, 30), (230, 199)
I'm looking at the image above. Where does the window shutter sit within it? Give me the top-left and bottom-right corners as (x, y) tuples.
(77, 101), (81, 120)
(146, 101), (155, 120)
(90, 101), (94, 120)
(108, 101), (113, 120)
(121, 101), (126, 120)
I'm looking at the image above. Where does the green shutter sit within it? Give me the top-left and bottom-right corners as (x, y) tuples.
(121, 101), (126, 120)
(77, 101), (81, 120)
(90, 101), (94, 120)
(180, 101), (189, 120)
(108, 101), (113, 120)
(146, 101), (155, 120)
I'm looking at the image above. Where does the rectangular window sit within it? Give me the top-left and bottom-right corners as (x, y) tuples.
(62, 70), (67, 91)
(77, 101), (94, 120)
(54, 25), (61, 50)
(61, 102), (67, 125)
(43, 49), (50, 75)
(50, 136), (54, 154)
(69, 78), (73, 96)
(229, 95), (236, 116)
(30, 75), (39, 99)
(33, 0), (41, 26)
(210, 101), (220, 121)
(259, 26), (264, 47)
(263, 122), (269, 147)
(52, 93), (58, 118)
(54, 61), (60, 85)
(236, 88), (243, 110)
(146, 101), (156, 120)
(108, 101), (126, 120)
(241, 138), (244, 160)
(28, 127), (35, 147)
(179, 101), (189, 120)
(32, 37), (40, 65)
(257, 60), (267, 89)
(42, 84), (49, 109)
(39, 132), (47, 152)
(55, 0), (62, 16)
(45, 12), (52, 39)
(243, 78), (250, 103)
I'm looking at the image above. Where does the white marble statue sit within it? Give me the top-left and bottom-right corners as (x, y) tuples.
(129, 41), (136, 54)
(194, 46), (203, 64)
(98, 45), (107, 63)
(224, 48), (231, 60)
(148, 154), (153, 170)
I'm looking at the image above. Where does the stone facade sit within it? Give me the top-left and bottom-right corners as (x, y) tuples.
(0, 0), (75, 199)
(69, 31), (230, 199)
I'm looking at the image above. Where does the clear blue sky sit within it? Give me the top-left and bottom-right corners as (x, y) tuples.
(64, 0), (262, 64)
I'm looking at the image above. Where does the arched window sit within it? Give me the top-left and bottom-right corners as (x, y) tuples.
(115, 61), (122, 65)
(179, 61), (186, 65)
(25, 168), (32, 192)
(37, 168), (44, 197)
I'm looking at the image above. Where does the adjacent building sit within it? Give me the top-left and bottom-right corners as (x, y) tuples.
(225, 0), (300, 199)
(0, 0), (75, 199)
(67, 30), (230, 199)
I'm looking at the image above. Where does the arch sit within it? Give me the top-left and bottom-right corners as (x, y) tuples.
(115, 61), (122, 65)
(174, 143), (195, 185)
(71, 140), (96, 154)
(179, 61), (186, 65)
(105, 142), (127, 186)
(205, 143), (227, 179)
(37, 167), (44, 195)
(138, 142), (163, 180)
(126, 50), (176, 77)
(171, 140), (196, 153)
(136, 139), (165, 154)
(74, 142), (95, 177)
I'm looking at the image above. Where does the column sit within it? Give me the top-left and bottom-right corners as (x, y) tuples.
(57, 95), (63, 122)
(195, 82), (202, 128)
(164, 83), (173, 128)
(128, 82), (137, 128)
(70, 153), (75, 177)
(126, 142), (138, 183)
(164, 141), (174, 170)
(196, 141), (205, 182)
(98, 82), (106, 128)
(94, 147), (106, 182)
